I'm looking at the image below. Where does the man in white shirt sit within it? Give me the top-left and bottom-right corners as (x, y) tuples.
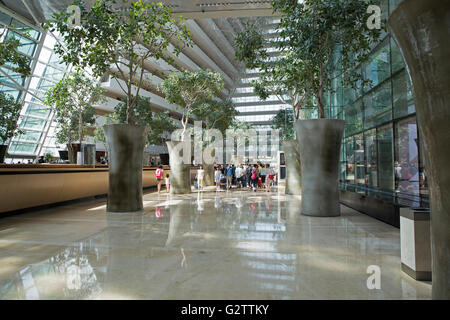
(235, 165), (244, 188)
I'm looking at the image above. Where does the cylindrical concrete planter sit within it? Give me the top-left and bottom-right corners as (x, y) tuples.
(294, 119), (345, 217)
(203, 163), (215, 186)
(282, 140), (302, 195)
(104, 124), (147, 213)
(203, 148), (216, 186)
(389, 0), (450, 299)
(0, 145), (7, 163)
(166, 141), (192, 194)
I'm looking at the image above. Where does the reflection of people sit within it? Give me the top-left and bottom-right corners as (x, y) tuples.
(156, 165), (164, 194)
(394, 161), (402, 191)
(155, 207), (162, 218)
(420, 168), (427, 189)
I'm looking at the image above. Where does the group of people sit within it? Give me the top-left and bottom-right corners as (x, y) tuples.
(214, 163), (276, 192)
(155, 163), (277, 194)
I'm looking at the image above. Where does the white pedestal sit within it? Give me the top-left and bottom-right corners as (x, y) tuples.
(400, 208), (431, 281)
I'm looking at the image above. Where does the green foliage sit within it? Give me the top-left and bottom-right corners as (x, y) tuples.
(114, 95), (152, 127)
(234, 22), (268, 70)
(236, 0), (381, 118)
(46, 0), (192, 123)
(272, 0), (382, 117)
(0, 35), (31, 78)
(110, 96), (177, 146)
(158, 69), (225, 137)
(147, 111), (177, 146)
(0, 92), (24, 144)
(271, 109), (295, 141)
(192, 99), (238, 134)
(44, 152), (53, 161)
(44, 70), (104, 145)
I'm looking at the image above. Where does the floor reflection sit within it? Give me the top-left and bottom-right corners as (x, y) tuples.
(0, 188), (431, 300)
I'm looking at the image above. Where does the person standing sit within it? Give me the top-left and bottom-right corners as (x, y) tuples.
(260, 164), (266, 189)
(251, 164), (259, 191)
(235, 165), (244, 188)
(225, 164), (233, 190)
(197, 165), (205, 190)
(215, 166), (222, 191)
(155, 165), (164, 194)
(165, 174), (170, 193)
(231, 164), (236, 186)
(265, 164), (274, 192)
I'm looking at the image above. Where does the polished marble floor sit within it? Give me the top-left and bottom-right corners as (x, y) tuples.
(0, 187), (431, 299)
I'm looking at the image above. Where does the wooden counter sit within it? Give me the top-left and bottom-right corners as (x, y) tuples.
(0, 164), (171, 214)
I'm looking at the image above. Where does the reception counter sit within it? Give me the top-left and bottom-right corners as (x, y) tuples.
(0, 164), (170, 214)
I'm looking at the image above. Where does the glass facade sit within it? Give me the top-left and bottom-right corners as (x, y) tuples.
(0, 8), (70, 161)
(330, 0), (428, 208)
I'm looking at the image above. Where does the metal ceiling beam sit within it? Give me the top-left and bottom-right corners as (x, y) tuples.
(175, 9), (278, 19)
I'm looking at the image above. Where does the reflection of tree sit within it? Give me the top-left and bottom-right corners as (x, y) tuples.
(0, 242), (105, 299)
(50, 246), (102, 299)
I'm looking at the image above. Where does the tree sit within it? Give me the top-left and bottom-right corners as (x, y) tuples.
(236, 23), (314, 121)
(46, 0), (192, 124)
(0, 33), (32, 78)
(147, 111), (177, 146)
(0, 28), (32, 148)
(193, 99), (237, 135)
(270, 109), (294, 141)
(236, 0), (381, 118)
(44, 70), (104, 149)
(111, 95), (177, 146)
(0, 92), (24, 145)
(113, 95), (152, 127)
(158, 69), (225, 140)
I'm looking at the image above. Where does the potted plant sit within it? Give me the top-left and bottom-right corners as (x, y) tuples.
(191, 98), (238, 186)
(388, 0), (450, 300)
(236, 0), (381, 216)
(44, 152), (53, 163)
(0, 30), (32, 163)
(47, 0), (192, 212)
(158, 69), (224, 194)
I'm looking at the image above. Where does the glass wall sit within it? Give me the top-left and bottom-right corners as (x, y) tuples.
(329, 0), (428, 208)
(0, 8), (70, 161)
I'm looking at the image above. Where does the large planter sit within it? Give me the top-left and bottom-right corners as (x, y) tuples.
(104, 124), (147, 213)
(389, 0), (450, 299)
(203, 147), (216, 186)
(294, 119), (345, 217)
(282, 140), (302, 195)
(0, 145), (7, 163)
(166, 141), (192, 194)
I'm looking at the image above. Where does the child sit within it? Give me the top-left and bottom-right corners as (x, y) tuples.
(165, 174), (170, 193)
